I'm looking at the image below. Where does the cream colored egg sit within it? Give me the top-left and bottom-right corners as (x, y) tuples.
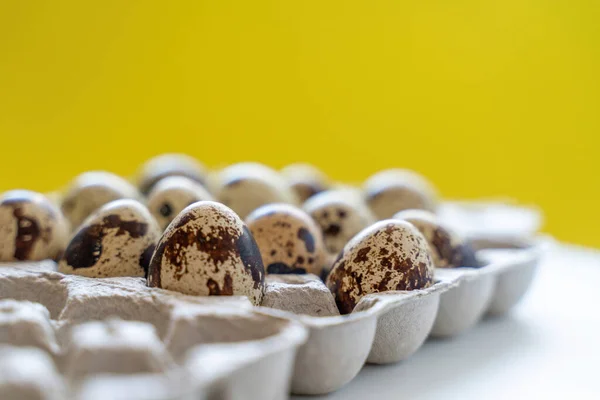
(0, 190), (68, 262)
(393, 209), (478, 268)
(281, 163), (330, 203)
(59, 199), (160, 278)
(303, 190), (376, 256)
(364, 169), (438, 220)
(61, 171), (142, 230)
(216, 163), (298, 219)
(326, 220), (434, 314)
(147, 201), (265, 305)
(246, 203), (326, 276)
(136, 153), (207, 195)
(147, 176), (214, 231)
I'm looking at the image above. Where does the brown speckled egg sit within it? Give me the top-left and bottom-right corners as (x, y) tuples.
(393, 209), (479, 268)
(216, 163), (298, 219)
(0, 190), (69, 262)
(147, 176), (214, 231)
(136, 153), (207, 195)
(364, 169), (438, 220)
(281, 163), (330, 203)
(61, 171), (142, 230)
(245, 204), (326, 276)
(303, 190), (376, 256)
(147, 201), (265, 305)
(59, 199), (160, 278)
(326, 220), (434, 314)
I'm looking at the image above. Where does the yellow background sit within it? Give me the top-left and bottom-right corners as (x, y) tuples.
(0, 1), (598, 247)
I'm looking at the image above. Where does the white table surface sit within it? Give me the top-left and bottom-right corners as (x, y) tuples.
(293, 243), (600, 399)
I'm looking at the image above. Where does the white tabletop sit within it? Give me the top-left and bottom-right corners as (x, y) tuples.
(293, 243), (600, 399)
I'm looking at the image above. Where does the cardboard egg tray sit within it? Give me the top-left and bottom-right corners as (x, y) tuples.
(0, 202), (547, 399)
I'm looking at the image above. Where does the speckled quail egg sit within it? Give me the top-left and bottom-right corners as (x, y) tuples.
(281, 163), (330, 203)
(326, 220), (434, 314)
(147, 176), (214, 231)
(393, 209), (479, 268)
(303, 190), (376, 256)
(216, 163), (298, 219)
(0, 190), (69, 262)
(136, 153), (207, 195)
(364, 169), (438, 220)
(245, 203), (326, 276)
(59, 199), (160, 278)
(61, 171), (142, 230)
(147, 201), (265, 305)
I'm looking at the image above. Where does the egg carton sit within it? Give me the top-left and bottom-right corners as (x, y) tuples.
(0, 233), (545, 399)
(245, 234), (548, 395)
(0, 261), (308, 400)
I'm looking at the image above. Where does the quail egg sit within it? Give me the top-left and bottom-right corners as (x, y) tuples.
(147, 201), (265, 305)
(216, 163), (298, 219)
(364, 169), (438, 220)
(281, 163), (330, 203)
(246, 203), (326, 275)
(147, 176), (214, 231)
(394, 209), (479, 268)
(59, 199), (160, 278)
(326, 220), (434, 314)
(303, 190), (376, 256)
(0, 190), (68, 262)
(136, 153), (207, 195)
(61, 171), (142, 230)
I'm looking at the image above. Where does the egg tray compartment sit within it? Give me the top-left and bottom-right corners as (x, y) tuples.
(261, 235), (546, 395)
(0, 262), (308, 400)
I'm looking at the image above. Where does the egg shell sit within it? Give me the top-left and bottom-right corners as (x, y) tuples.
(364, 169), (438, 220)
(147, 176), (214, 231)
(326, 219), (434, 314)
(393, 209), (478, 268)
(216, 163), (298, 219)
(147, 201), (265, 305)
(136, 153), (207, 195)
(0, 190), (69, 262)
(61, 171), (142, 230)
(246, 204), (326, 276)
(281, 163), (330, 203)
(303, 190), (376, 255)
(59, 199), (161, 278)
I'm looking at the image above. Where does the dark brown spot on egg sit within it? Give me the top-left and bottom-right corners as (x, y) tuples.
(64, 224), (104, 269)
(353, 247), (371, 263)
(295, 255), (305, 265)
(222, 272), (233, 294)
(206, 278), (220, 295)
(270, 249), (277, 256)
(159, 203), (173, 217)
(102, 215), (148, 238)
(324, 224), (341, 236)
(297, 227), (315, 253)
(235, 225), (265, 289)
(11, 207), (41, 260)
(139, 244), (156, 277)
(267, 262), (307, 274)
(458, 242), (480, 268)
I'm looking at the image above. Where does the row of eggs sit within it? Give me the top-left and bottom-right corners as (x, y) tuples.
(0, 154), (478, 314)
